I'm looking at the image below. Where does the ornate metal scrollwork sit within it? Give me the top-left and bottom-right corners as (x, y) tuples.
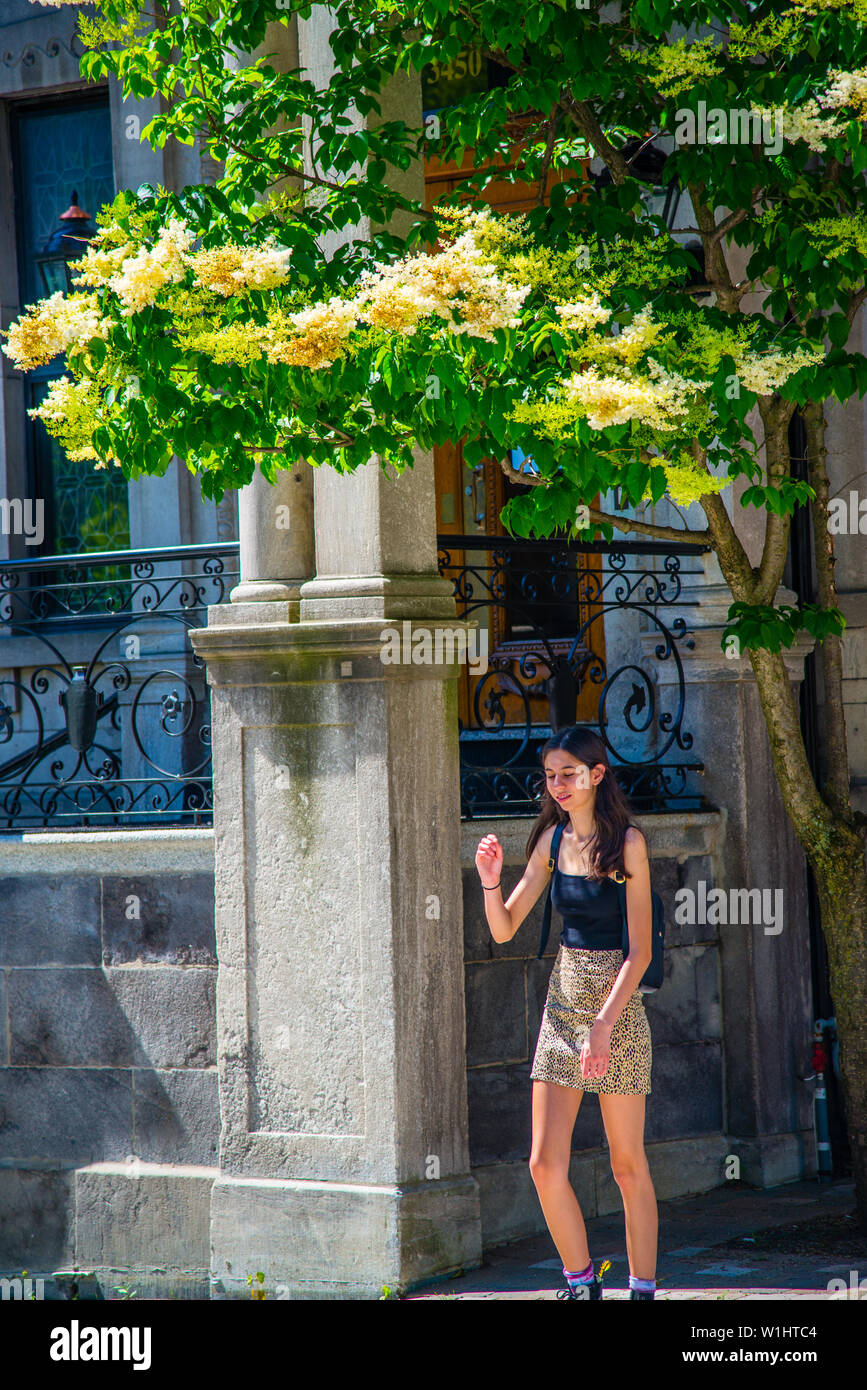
(437, 534), (711, 818)
(0, 544), (236, 829)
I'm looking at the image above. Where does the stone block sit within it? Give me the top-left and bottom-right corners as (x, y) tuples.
(644, 1043), (724, 1143)
(462, 863), (546, 962)
(9, 969), (139, 1067)
(0, 1068), (133, 1164)
(101, 874), (217, 965)
(467, 1061), (606, 1166)
(105, 969), (216, 1069)
(572, 1091), (606, 1150)
(726, 1132), (811, 1187)
(645, 943), (722, 1045)
(132, 1069), (220, 1166)
(0, 972), (6, 1064)
(526, 955), (554, 1048)
(8, 968), (215, 1069)
(645, 945), (699, 1046)
(467, 1063), (533, 1166)
(0, 876), (100, 966)
(0, 1168), (75, 1270)
(75, 1164), (215, 1277)
(465, 960), (526, 1066)
(209, 1173), (482, 1299)
(695, 944), (722, 1038)
(673, 856), (721, 947)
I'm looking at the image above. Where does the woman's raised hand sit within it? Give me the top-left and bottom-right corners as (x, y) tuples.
(475, 833), (504, 889)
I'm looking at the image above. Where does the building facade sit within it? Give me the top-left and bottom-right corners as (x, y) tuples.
(0, 2), (862, 1296)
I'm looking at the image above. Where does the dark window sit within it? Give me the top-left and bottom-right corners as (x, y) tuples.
(10, 92), (129, 558)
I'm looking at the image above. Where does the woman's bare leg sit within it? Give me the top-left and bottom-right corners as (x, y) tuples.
(599, 1093), (657, 1280)
(529, 1079), (590, 1271)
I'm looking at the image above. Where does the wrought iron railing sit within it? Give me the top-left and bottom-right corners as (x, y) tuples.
(436, 534), (713, 818)
(0, 542), (239, 828)
(0, 534), (712, 829)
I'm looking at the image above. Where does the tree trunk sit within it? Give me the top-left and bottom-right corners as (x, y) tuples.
(747, 643), (867, 1226)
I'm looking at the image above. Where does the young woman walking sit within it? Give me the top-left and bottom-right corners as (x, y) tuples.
(475, 725), (658, 1301)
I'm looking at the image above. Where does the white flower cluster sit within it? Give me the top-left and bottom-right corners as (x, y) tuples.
(756, 67), (867, 152)
(1, 291), (110, 371)
(262, 297), (359, 369)
(563, 359), (698, 432)
(823, 67), (867, 112)
(554, 294), (612, 332)
(354, 218), (531, 342)
(735, 343), (824, 395)
(188, 237), (293, 296)
(107, 217), (196, 317)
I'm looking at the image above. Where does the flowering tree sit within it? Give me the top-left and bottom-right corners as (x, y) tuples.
(5, 0), (867, 1218)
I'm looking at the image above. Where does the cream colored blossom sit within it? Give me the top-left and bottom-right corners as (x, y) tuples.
(753, 101), (843, 152)
(734, 343), (824, 395)
(822, 68), (867, 112)
(354, 219), (531, 342)
(585, 310), (668, 367)
(186, 237), (292, 296)
(69, 239), (133, 289)
(554, 294), (612, 333)
(262, 297), (358, 369)
(107, 216), (195, 315)
(1, 291), (109, 371)
(563, 366), (683, 432)
(755, 69), (867, 153)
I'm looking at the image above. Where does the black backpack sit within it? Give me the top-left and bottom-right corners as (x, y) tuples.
(536, 821), (666, 993)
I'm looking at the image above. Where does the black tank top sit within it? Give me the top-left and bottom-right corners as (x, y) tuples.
(551, 867), (623, 950)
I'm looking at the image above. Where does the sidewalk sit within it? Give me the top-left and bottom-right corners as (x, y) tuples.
(405, 1176), (865, 1299)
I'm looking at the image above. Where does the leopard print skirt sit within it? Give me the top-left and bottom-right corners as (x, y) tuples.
(530, 945), (652, 1094)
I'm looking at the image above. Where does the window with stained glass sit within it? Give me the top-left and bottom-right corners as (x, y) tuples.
(10, 93), (129, 562)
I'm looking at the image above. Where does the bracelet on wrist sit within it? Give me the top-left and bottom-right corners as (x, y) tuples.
(482, 880), (502, 891)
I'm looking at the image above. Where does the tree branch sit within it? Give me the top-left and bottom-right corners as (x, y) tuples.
(847, 284), (867, 326)
(560, 95), (631, 184)
(753, 395), (798, 605)
(690, 441), (757, 602)
(536, 104), (560, 207)
(586, 507), (710, 544)
(494, 459), (711, 542)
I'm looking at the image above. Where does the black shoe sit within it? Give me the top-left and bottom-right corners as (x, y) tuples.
(557, 1274), (604, 1300)
(629, 1287), (655, 1299)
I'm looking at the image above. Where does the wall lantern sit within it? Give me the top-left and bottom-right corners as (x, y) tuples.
(35, 190), (96, 296)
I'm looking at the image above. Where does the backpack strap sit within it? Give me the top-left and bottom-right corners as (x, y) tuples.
(537, 820), (567, 960)
(613, 874), (629, 957)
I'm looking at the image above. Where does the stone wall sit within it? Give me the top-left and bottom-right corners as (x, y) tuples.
(0, 830), (219, 1297)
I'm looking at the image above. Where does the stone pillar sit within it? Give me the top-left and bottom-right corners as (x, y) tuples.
(230, 459), (315, 617)
(188, 14), (482, 1298)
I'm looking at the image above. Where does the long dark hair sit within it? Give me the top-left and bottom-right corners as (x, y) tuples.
(525, 726), (640, 881)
